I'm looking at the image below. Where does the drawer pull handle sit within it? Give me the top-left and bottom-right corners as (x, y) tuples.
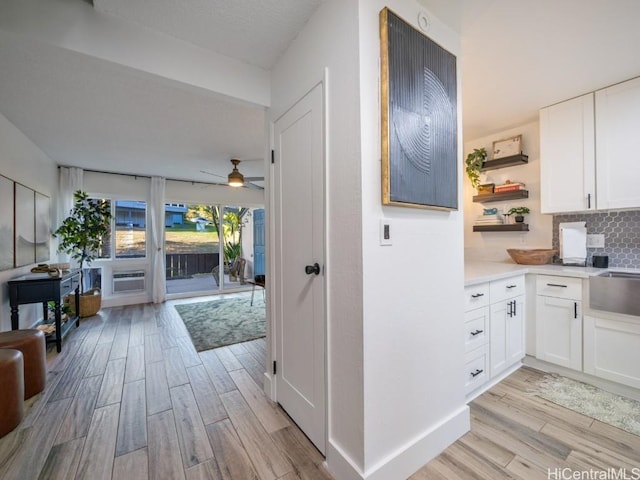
(470, 329), (484, 336)
(471, 293), (484, 298)
(546, 283), (567, 288)
(506, 284), (517, 289)
(470, 369), (484, 378)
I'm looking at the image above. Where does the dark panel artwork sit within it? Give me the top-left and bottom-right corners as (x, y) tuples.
(381, 8), (458, 210)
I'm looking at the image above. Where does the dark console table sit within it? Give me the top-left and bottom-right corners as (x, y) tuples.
(8, 270), (81, 352)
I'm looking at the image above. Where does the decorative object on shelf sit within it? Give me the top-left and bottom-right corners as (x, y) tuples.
(507, 248), (557, 265)
(380, 8), (458, 210)
(54, 190), (111, 318)
(483, 208), (498, 215)
(477, 183), (494, 195)
(464, 148), (488, 190)
(507, 206), (530, 223)
(492, 135), (522, 159)
(494, 180), (525, 193)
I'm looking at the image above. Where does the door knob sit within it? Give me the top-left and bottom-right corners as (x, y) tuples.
(305, 263), (320, 275)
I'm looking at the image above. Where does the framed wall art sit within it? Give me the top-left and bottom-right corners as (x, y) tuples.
(0, 175), (14, 270)
(492, 135), (522, 159)
(15, 183), (35, 267)
(380, 8), (458, 210)
(35, 191), (51, 263)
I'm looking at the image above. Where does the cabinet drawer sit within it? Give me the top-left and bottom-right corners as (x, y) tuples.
(60, 275), (80, 296)
(464, 283), (490, 311)
(536, 275), (582, 300)
(490, 275), (525, 303)
(464, 307), (489, 352)
(464, 345), (489, 395)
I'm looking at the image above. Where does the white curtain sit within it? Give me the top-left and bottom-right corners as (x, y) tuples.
(57, 167), (83, 264)
(150, 176), (166, 304)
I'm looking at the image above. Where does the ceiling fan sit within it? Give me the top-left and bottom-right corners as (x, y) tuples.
(199, 158), (264, 189)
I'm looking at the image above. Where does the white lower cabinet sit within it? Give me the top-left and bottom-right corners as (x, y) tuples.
(535, 275), (582, 370)
(490, 295), (524, 377)
(584, 314), (640, 389)
(464, 275), (525, 398)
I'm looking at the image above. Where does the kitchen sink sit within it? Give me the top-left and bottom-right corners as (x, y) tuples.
(590, 270), (640, 316)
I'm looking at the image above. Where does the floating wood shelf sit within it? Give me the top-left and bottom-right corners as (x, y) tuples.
(481, 153), (529, 171)
(473, 190), (529, 203)
(473, 223), (529, 232)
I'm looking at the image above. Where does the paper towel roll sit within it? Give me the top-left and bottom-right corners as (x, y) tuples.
(560, 222), (587, 265)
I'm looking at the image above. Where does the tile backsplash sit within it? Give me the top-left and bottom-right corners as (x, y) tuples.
(553, 210), (640, 268)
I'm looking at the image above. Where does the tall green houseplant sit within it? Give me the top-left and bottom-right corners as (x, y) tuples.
(54, 190), (111, 293)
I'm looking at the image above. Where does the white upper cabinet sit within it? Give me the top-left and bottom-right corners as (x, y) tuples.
(595, 77), (640, 210)
(539, 93), (595, 213)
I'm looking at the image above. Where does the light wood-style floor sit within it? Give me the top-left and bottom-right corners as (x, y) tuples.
(0, 299), (332, 480)
(413, 366), (640, 479)
(1, 298), (639, 480)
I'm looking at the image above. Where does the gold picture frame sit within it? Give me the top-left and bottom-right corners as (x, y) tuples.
(380, 8), (458, 210)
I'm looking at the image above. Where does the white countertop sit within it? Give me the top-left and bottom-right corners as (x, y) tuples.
(464, 260), (612, 286)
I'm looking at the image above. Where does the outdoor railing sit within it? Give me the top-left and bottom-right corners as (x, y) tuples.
(166, 253), (219, 279)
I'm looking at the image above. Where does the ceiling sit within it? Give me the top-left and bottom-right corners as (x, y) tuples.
(2, 0), (640, 184)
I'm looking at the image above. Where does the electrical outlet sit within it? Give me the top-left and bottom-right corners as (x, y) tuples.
(587, 234), (605, 248)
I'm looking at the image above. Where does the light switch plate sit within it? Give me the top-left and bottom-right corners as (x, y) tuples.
(587, 234), (605, 248)
(380, 219), (392, 246)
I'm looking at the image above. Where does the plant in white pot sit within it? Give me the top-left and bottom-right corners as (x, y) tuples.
(54, 190), (111, 317)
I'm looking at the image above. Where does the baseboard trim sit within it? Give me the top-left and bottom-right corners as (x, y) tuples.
(325, 441), (365, 480)
(325, 405), (470, 480)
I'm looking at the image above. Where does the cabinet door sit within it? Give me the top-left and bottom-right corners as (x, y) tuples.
(536, 296), (582, 370)
(490, 301), (508, 377)
(595, 77), (640, 209)
(584, 314), (640, 389)
(490, 295), (525, 377)
(507, 296), (525, 366)
(540, 94), (595, 213)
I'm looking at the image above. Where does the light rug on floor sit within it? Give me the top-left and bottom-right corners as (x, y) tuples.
(174, 295), (265, 352)
(535, 374), (640, 436)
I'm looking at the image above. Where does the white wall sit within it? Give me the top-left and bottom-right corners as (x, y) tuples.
(272, 1), (469, 478)
(270, 0), (365, 473)
(0, 112), (58, 331)
(463, 121), (553, 262)
(359, 1), (468, 478)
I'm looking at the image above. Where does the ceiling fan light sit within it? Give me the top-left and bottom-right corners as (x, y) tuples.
(228, 158), (244, 187)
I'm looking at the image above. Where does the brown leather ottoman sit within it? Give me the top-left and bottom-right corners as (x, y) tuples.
(0, 349), (24, 437)
(0, 330), (46, 399)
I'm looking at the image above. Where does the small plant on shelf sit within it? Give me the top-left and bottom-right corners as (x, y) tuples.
(507, 206), (530, 223)
(464, 147), (487, 190)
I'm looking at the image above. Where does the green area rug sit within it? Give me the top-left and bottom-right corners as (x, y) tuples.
(535, 375), (640, 436)
(174, 296), (265, 352)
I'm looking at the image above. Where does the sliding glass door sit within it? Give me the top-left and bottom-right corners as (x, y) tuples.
(164, 203), (262, 297)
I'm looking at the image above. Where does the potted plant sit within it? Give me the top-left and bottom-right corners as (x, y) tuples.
(465, 147), (488, 190)
(507, 206), (530, 223)
(54, 190), (111, 317)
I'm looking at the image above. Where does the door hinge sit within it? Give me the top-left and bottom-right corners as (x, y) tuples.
(273, 360), (277, 375)
(271, 149), (275, 164)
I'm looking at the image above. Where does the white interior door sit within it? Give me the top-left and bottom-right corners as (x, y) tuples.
(273, 83), (325, 454)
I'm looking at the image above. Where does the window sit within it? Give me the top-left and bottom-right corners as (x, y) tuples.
(114, 200), (147, 258)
